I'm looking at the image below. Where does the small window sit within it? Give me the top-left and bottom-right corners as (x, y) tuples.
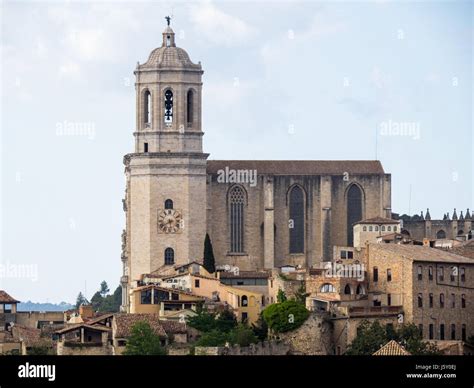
(428, 266), (433, 281)
(381, 226), (385, 231)
(241, 295), (248, 306)
(429, 293), (433, 308)
(373, 267), (378, 282)
(417, 265), (422, 281)
(320, 284), (336, 293)
(241, 312), (248, 323)
(144, 142), (149, 153)
(393, 226), (397, 232)
(374, 226), (379, 232)
(194, 279), (200, 288)
(462, 324), (467, 341)
(438, 266), (444, 282)
(369, 226), (373, 232)
(187, 90), (194, 124)
(141, 290), (152, 304)
(451, 293), (455, 308)
(387, 269), (392, 282)
(417, 293), (423, 308)
(418, 324), (423, 338)
(164, 199), (173, 210)
(440, 324), (445, 340)
(387, 293), (392, 306)
(164, 248), (175, 265)
(363, 226), (367, 232)
(460, 267), (466, 282)
(450, 267), (456, 282)
(440, 293), (445, 308)
(429, 324), (434, 339)
(387, 226), (392, 231)
(344, 284), (351, 295)
(451, 324), (456, 340)
(461, 294), (466, 308)
(348, 251), (353, 259)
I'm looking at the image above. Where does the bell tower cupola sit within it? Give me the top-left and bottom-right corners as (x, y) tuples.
(133, 18), (204, 154)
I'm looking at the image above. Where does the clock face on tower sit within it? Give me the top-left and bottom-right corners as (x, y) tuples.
(158, 209), (182, 234)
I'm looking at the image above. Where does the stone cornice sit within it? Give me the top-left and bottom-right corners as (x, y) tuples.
(123, 152), (209, 166)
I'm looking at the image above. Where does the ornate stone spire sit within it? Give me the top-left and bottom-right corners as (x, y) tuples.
(425, 208), (431, 220)
(420, 210), (424, 220)
(466, 208), (472, 220)
(459, 211), (464, 221)
(452, 208), (458, 220)
(446, 212), (450, 220)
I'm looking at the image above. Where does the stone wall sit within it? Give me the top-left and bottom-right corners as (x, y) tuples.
(274, 313), (333, 355)
(194, 340), (289, 356)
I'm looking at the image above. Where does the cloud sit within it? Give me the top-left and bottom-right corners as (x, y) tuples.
(189, 1), (256, 46)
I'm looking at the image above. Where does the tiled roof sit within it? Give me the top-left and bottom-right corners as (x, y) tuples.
(86, 313), (114, 326)
(160, 320), (187, 334)
(219, 271), (270, 279)
(12, 326), (43, 347)
(114, 314), (167, 338)
(0, 290), (19, 303)
(356, 217), (399, 225)
(207, 160), (385, 175)
(369, 243), (474, 264)
(373, 340), (411, 355)
(55, 324), (110, 335)
(452, 240), (474, 260)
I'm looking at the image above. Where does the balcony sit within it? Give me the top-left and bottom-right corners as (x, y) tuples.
(348, 305), (403, 317)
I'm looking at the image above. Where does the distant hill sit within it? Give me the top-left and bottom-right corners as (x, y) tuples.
(17, 301), (73, 312)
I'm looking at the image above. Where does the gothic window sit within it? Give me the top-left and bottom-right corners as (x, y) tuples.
(440, 293), (445, 308)
(417, 265), (422, 280)
(164, 248), (174, 265)
(387, 268), (392, 282)
(429, 293), (433, 308)
(144, 142), (149, 153)
(164, 89), (173, 124)
(320, 284), (336, 293)
(347, 185), (363, 246)
(356, 284), (365, 295)
(429, 266), (433, 281)
(289, 186), (304, 254)
(460, 267), (466, 282)
(417, 293), (423, 308)
(144, 90), (152, 125)
(344, 284), (352, 295)
(241, 295), (248, 307)
(462, 294), (466, 308)
(438, 266), (444, 281)
(187, 90), (194, 124)
(436, 230), (446, 239)
(164, 199), (173, 210)
(229, 186), (246, 253)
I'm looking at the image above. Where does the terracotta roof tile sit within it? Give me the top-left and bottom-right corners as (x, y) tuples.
(207, 160), (385, 175)
(114, 314), (167, 338)
(373, 340), (411, 355)
(160, 320), (187, 334)
(0, 290), (19, 303)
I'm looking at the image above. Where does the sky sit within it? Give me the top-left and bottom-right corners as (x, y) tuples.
(0, 0), (472, 303)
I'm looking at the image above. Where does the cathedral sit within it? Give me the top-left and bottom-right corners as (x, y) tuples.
(120, 23), (392, 311)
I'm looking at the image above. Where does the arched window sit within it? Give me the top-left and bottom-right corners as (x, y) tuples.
(363, 226), (367, 231)
(187, 90), (194, 124)
(369, 226), (373, 232)
(382, 226), (386, 231)
(289, 186), (304, 254)
(387, 226), (392, 231)
(347, 185), (363, 246)
(164, 199), (173, 210)
(229, 186), (246, 253)
(164, 248), (174, 265)
(440, 293), (445, 308)
(164, 89), (173, 124)
(436, 230), (446, 239)
(344, 284), (352, 295)
(356, 284), (365, 295)
(417, 293), (423, 308)
(144, 90), (152, 125)
(320, 283), (336, 293)
(461, 294), (466, 308)
(241, 295), (248, 307)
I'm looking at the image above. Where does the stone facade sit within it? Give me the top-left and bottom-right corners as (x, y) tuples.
(121, 23), (391, 312)
(366, 244), (474, 342)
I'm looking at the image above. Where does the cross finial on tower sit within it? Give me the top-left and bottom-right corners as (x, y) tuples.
(165, 15), (171, 26)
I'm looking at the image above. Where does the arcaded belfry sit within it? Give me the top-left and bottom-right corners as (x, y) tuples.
(120, 20), (392, 312)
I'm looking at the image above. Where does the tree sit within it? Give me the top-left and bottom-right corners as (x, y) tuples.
(215, 309), (237, 333)
(100, 281), (110, 298)
(187, 310), (218, 332)
(276, 288), (287, 303)
(229, 324), (258, 347)
(203, 233), (216, 274)
(346, 320), (387, 355)
(75, 292), (88, 309)
(195, 329), (229, 347)
(293, 282), (309, 305)
(251, 312), (268, 341)
(123, 322), (166, 355)
(112, 286), (122, 311)
(346, 321), (440, 355)
(262, 300), (309, 333)
(90, 291), (103, 311)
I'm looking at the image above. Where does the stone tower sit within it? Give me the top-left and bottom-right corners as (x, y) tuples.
(121, 22), (208, 311)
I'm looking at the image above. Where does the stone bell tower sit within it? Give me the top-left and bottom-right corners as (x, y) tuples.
(121, 20), (208, 311)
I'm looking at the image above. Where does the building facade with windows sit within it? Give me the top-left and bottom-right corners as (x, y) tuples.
(366, 243), (474, 342)
(120, 23), (391, 311)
